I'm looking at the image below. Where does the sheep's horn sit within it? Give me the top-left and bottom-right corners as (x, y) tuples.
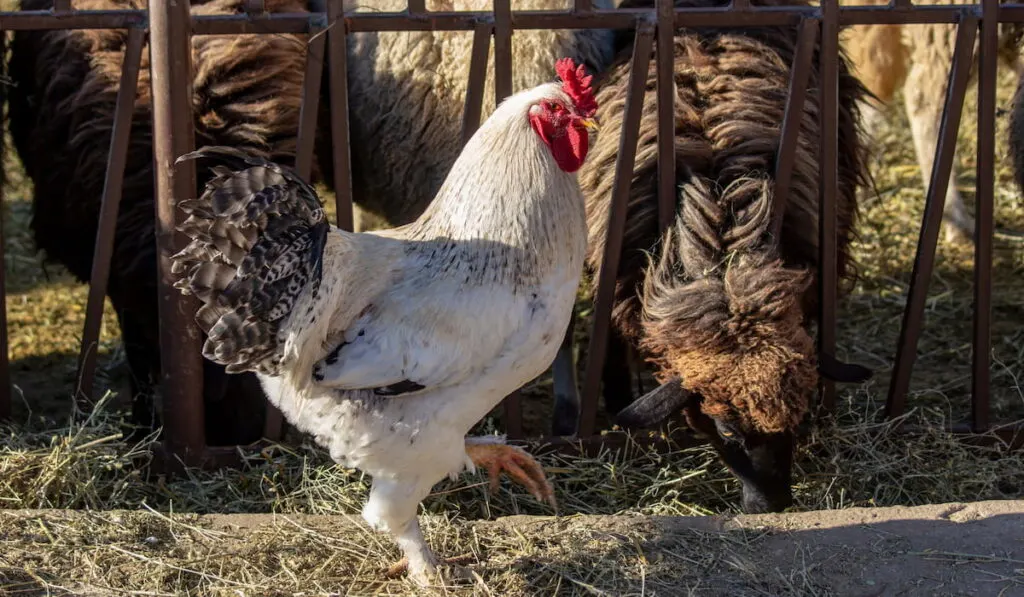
(817, 353), (873, 384)
(614, 376), (692, 430)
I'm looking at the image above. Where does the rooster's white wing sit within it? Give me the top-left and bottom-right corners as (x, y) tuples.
(312, 283), (531, 396)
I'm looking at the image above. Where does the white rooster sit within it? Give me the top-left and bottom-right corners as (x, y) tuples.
(171, 58), (598, 584)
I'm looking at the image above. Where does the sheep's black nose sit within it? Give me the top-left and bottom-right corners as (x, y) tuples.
(741, 485), (793, 514)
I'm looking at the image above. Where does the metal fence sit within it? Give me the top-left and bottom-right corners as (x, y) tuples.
(0, 0), (1022, 468)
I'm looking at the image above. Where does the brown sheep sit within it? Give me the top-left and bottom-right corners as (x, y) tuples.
(579, 0), (870, 513)
(6, 0), (317, 444)
(843, 0), (1024, 243)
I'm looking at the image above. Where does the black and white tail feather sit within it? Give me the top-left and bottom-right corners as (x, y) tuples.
(171, 146), (329, 376)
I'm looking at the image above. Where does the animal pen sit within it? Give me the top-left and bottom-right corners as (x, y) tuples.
(0, 0), (1021, 470)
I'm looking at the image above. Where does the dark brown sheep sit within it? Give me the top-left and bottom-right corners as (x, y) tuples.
(579, 0), (870, 512)
(6, 0), (317, 444)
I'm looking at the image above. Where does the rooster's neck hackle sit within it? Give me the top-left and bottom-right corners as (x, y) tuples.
(404, 83), (587, 280)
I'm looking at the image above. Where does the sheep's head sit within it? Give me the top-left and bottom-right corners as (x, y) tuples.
(627, 249), (817, 514)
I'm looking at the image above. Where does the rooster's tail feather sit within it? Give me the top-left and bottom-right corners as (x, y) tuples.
(171, 145), (330, 376)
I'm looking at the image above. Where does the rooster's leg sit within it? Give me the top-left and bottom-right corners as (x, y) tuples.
(464, 437), (557, 510)
(363, 478), (440, 586)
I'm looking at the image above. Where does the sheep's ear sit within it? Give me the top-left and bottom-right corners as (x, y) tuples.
(817, 353), (873, 384)
(614, 376), (692, 430)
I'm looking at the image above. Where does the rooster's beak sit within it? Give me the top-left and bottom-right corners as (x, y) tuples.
(579, 117), (599, 132)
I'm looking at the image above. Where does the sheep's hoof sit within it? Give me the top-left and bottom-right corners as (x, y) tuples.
(942, 211), (976, 245)
(943, 222), (975, 245)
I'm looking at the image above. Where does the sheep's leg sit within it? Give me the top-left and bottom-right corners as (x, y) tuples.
(464, 436), (557, 509)
(118, 311), (159, 441)
(602, 330), (635, 417)
(903, 35), (973, 244)
(202, 363), (267, 446)
(550, 309), (580, 436)
(860, 98), (889, 144)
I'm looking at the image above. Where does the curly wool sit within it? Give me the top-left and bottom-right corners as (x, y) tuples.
(580, 0), (869, 434)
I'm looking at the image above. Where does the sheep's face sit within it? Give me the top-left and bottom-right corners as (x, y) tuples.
(682, 402), (795, 514)
(617, 335), (816, 514)
(635, 250), (820, 513)
(679, 341), (814, 514)
(614, 375), (798, 514)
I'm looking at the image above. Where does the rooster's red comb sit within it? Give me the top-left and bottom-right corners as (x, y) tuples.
(555, 58), (597, 118)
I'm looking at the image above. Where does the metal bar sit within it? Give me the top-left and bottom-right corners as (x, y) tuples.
(0, 10), (146, 30)
(492, 0), (521, 438)
(655, 0), (675, 233)
(149, 0), (206, 464)
(494, 0), (513, 104)
(973, 0), (997, 432)
(75, 27), (146, 408)
(407, 0), (426, 15)
(840, 5), (969, 25)
(244, 0), (266, 14)
(732, 0), (751, 10)
(579, 23), (655, 438)
(885, 16), (976, 420)
(772, 17), (819, 239)
(327, 0), (354, 231)
(192, 7), (992, 32)
(0, 6), (977, 35)
(460, 22), (492, 146)
(294, 31), (326, 180)
(0, 29), (9, 423)
(53, 0), (72, 13)
(192, 12), (318, 34)
(574, 0), (592, 13)
(1000, 6), (1024, 23)
(891, 0), (913, 9)
(817, 1), (838, 413)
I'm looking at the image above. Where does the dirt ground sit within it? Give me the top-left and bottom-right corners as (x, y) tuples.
(2, 500), (1022, 596)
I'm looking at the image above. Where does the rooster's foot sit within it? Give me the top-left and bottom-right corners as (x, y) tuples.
(385, 554), (474, 586)
(465, 441), (557, 510)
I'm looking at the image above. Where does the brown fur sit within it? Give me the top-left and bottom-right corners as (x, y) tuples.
(6, 0), (318, 444)
(581, 0), (868, 434)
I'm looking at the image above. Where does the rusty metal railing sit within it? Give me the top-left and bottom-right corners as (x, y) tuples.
(1, 0), (1023, 466)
